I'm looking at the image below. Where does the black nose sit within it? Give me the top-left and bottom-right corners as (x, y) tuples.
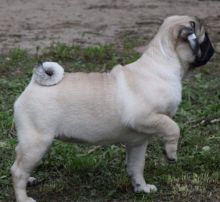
(200, 33), (214, 60)
(191, 32), (215, 68)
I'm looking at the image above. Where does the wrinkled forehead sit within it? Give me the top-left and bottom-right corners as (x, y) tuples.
(164, 16), (206, 42)
(164, 15), (193, 24)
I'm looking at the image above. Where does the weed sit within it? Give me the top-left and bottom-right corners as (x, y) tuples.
(0, 41), (219, 201)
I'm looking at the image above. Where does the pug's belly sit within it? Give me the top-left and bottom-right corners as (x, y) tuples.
(56, 117), (148, 145)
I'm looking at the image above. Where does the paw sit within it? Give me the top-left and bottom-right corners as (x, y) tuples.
(164, 142), (178, 162)
(26, 197), (36, 202)
(163, 149), (177, 163)
(19, 197), (36, 202)
(134, 183), (157, 193)
(27, 177), (37, 187)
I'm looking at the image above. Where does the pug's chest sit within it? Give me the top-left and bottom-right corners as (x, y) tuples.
(157, 85), (182, 117)
(163, 97), (181, 117)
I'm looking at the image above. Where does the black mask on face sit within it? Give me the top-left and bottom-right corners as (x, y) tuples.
(190, 32), (214, 68)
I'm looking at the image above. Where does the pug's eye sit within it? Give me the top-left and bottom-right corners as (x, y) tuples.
(190, 21), (196, 31)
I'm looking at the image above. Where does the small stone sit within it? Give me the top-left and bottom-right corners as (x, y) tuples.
(0, 141), (7, 148)
(202, 146), (210, 151)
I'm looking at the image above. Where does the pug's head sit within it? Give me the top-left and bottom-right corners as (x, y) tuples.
(162, 16), (214, 69)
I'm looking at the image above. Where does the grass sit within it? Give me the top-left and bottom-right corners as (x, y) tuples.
(0, 41), (219, 202)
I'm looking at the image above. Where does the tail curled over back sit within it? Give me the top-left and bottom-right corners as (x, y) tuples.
(32, 62), (64, 86)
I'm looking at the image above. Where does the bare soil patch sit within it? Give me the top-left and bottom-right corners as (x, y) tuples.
(0, 0), (220, 53)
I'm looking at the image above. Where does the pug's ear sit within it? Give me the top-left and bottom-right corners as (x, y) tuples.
(179, 22), (199, 55)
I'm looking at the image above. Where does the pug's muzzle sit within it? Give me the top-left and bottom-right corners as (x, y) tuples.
(191, 32), (215, 68)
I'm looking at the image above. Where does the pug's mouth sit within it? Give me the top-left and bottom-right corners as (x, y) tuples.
(190, 32), (215, 68)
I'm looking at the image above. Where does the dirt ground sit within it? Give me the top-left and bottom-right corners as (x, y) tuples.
(0, 0), (220, 53)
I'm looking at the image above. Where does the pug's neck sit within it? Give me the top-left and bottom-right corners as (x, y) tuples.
(138, 34), (188, 80)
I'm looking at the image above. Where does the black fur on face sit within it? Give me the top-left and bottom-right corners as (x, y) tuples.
(190, 32), (214, 68)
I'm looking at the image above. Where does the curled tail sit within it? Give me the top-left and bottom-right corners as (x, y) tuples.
(32, 62), (64, 86)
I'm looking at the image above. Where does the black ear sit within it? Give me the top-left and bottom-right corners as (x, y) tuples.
(179, 23), (199, 55)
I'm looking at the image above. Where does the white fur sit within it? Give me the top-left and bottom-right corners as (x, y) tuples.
(32, 62), (64, 86)
(11, 15), (209, 202)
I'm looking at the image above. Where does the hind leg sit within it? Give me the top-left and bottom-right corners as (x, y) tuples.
(11, 130), (53, 202)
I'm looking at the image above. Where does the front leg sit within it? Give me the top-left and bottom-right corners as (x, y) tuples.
(126, 141), (157, 193)
(134, 114), (180, 162)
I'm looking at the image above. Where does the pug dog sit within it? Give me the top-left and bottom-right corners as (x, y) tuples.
(11, 15), (214, 202)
